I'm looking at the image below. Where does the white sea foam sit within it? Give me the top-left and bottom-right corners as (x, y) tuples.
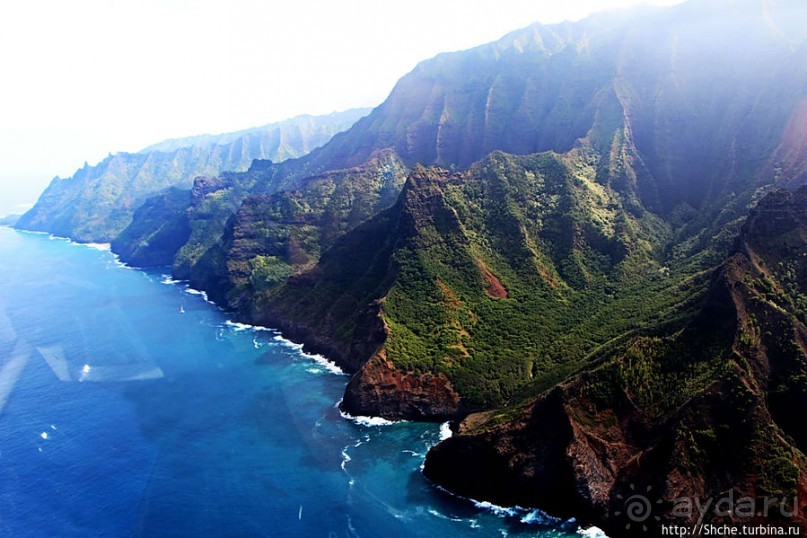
(183, 288), (209, 301)
(520, 508), (562, 526)
(472, 501), (520, 517)
(225, 319), (346, 376)
(305, 353), (345, 375)
(42, 233), (112, 252)
(40, 432), (48, 440)
(578, 527), (608, 538)
(439, 421), (453, 441)
(160, 274), (183, 285)
(426, 508), (465, 523)
(432, 482), (586, 533)
(470, 500), (582, 532)
(340, 448), (351, 471)
(245, 321), (275, 333)
(83, 242), (111, 251)
(42, 232), (131, 269)
(272, 334), (346, 375)
(223, 320), (271, 333)
(339, 408), (400, 427)
(110, 253), (129, 268)
(273, 334), (303, 349)
(225, 320), (253, 331)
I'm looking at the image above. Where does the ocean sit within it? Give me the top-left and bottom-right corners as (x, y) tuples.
(0, 227), (598, 537)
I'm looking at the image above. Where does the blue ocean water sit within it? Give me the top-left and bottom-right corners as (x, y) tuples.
(0, 227), (596, 537)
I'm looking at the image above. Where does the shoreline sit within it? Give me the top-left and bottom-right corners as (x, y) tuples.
(13, 225), (604, 537)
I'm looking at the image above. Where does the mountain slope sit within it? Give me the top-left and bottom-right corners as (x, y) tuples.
(111, 0), (807, 317)
(15, 108), (370, 242)
(424, 187), (807, 536)
(247, 150), (706, 419)
(26, 0), (806, 423)
(305, 0), (807, 210)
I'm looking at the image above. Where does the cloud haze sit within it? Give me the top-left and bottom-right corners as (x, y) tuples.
(0, 0), (683, 215)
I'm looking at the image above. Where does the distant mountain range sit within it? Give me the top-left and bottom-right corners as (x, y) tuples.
(16, 0), (807, 535)
(15, 108), (370, 242)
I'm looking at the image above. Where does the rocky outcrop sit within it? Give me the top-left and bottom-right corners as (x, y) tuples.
(427, 365), (807, 536)
(342, 354), (466, 420)
(191, 176), (229, 203)
(424, 188), (807, 536)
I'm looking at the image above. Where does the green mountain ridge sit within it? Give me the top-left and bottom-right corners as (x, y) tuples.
(425, 186), (807, 536)
(15, 108), (370, 242)
(107, 0), (807, 310)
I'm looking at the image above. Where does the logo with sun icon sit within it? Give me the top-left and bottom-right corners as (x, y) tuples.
(614, 484), (664, 532)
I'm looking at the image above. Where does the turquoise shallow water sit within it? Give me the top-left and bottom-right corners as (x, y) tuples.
(0, 227), (594, 537)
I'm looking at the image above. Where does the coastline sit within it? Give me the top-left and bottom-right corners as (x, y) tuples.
(11, 225), (608, 537)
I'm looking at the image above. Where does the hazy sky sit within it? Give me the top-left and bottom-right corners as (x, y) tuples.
(0, 0), (684, 215)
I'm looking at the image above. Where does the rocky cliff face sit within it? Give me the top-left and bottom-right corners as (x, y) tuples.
(343, 354), (465, 421)
(110, 188), (192, 267)
(307, 0), (807, 214)
(424, 187), (807, 536)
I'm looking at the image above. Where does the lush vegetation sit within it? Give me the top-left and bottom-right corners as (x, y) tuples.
(375, 151), (719, 407)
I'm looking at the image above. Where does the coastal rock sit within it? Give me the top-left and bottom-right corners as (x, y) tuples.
(255, 300), (388, 374)
(342, 354), (465, 421)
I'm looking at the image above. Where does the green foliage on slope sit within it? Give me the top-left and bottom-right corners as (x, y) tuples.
(374, 152), (709, 407)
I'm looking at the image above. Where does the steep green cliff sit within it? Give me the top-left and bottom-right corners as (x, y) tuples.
(113, 0), (807, 321)
(425, 187), (807, 536)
